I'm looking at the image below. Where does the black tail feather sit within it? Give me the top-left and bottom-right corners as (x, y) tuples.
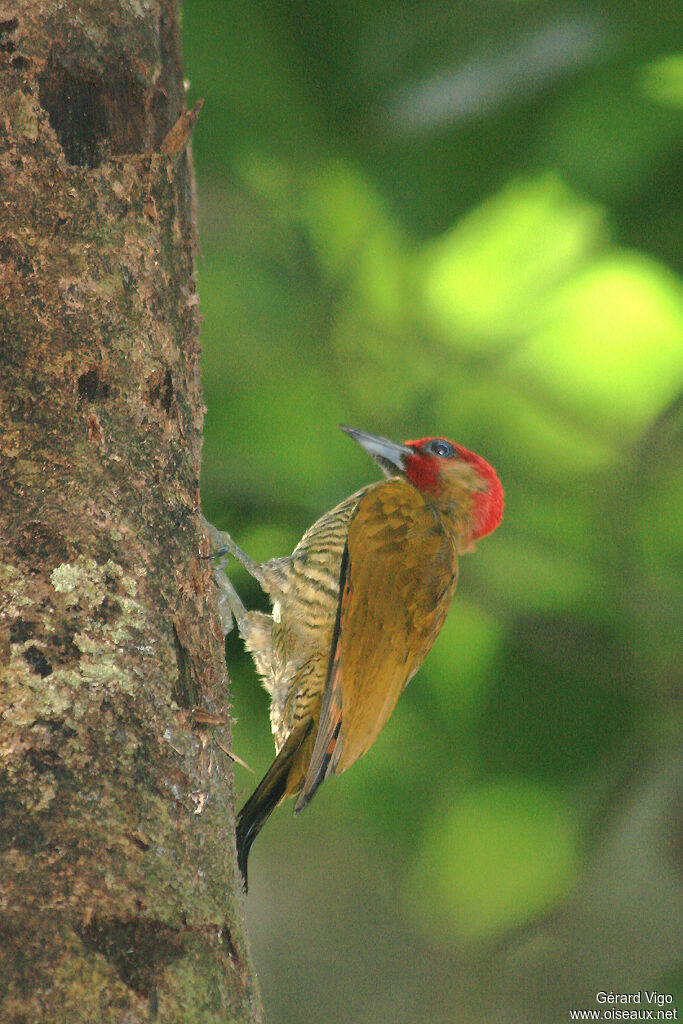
(236, 725), (310, 890)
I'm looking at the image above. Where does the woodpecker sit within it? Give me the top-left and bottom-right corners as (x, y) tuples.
(206, 426), (504, 887)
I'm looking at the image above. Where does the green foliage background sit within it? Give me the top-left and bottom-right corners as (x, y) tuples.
(183, 2), (682, 1021)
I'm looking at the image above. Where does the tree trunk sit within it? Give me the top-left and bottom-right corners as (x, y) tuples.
(0, 3), (261, 1020)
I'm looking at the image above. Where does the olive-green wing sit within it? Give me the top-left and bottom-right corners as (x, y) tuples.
(295, 477), (458, 811)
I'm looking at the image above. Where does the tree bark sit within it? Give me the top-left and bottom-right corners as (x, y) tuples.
(0, 3), (261, 1020)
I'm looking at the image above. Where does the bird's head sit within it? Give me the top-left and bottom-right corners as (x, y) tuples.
(342, 426), (504, 540)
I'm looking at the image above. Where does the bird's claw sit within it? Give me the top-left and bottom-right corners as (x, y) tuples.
(200, 515), (249, 635)
(200, 515), (233, 558)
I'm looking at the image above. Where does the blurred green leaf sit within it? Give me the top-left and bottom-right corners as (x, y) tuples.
(423, 601), (504, 724)
(640, 52), (683, 109)
(406, 779), (577, 940)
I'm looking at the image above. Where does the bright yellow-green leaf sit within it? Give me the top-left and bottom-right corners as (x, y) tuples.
(513, 253), (683, 433)
(419, 175), (605, 344)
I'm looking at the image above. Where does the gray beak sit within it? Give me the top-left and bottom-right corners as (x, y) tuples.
(341, 426), (412, 476)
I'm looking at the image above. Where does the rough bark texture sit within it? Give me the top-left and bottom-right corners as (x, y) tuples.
(0, 3), (261, 1021)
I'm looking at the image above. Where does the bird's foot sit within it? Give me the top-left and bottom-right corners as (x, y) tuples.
(200, 515), (266, 585)
(214, 571), (248, 636)
(201, 515), (255, 635)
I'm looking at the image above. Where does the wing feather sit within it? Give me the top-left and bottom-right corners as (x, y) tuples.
(296, 478), (458, 808)
(294, 544), (349, 810)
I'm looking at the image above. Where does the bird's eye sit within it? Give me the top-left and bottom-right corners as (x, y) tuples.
(428, 439), (454, 458)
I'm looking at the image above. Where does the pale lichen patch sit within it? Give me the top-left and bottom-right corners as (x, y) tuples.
(51, 556), (135, 604)
(70, 646), (138, 697)
(19, 673), (75, 721)
(6, 89), (39, 141)
(45, 557), (150, 697)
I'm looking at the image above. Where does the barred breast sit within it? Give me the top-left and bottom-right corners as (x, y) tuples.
(262, 486), (372, 750)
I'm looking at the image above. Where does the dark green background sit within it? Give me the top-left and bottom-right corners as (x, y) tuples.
(183, 2), (682, 1021)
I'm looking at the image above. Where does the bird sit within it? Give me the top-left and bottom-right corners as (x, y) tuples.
(205, 426), (504, 887)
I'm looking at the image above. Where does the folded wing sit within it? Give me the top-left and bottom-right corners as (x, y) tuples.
(296, 477), (459, 810)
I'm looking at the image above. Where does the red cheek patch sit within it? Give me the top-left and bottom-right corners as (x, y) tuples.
(404, 453), (441, 493)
